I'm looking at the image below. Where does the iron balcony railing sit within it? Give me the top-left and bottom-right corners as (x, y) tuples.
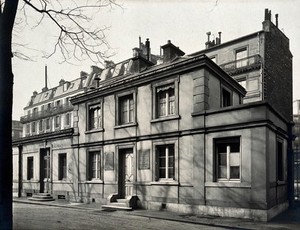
(219, 55), (262, 75)
(20, 103), (73, 123)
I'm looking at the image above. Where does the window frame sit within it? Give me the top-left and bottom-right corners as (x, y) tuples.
(235, 47), (248, 68)
(220, 85), (233, 108)
(87, 150), (102, 181)
(45, 118), (51, 131)
(153, 139), (178, 182)
(39, 120), (44, 133)
(214, 136), (241, 182)
(276, 138), (285, 182)
(64, 112), (72, 128)
(115, 89), (137, 127)
(54, 115), (61, 129)
(31, 121), (36, 134)
(58, 153), (67, 180)
(151, 77), (179, 121)
(86, 99), (103, 132)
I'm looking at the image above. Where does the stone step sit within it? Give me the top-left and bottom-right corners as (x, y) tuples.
(101, 204), (132, 211)
(28, 193), (55, 202)
(116, 199), (127, 203)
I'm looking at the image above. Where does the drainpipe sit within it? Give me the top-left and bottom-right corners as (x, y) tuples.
(18, 144), (23, 197)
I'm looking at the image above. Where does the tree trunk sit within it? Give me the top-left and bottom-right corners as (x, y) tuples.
(0, 1), (19, 229)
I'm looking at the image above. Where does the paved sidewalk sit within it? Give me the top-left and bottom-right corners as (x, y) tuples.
(13, 197), (300, 229)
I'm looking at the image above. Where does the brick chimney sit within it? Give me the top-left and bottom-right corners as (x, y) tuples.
(130, 47), (154, 73)
(161, 40), (185, 62)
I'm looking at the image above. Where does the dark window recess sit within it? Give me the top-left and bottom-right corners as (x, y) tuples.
(27, 157), (34, 180)
(222, 88), (232, 107)
(58, 154), (67, 180)
(277, 141), (284, 181)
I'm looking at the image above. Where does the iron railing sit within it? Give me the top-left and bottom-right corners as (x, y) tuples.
(20, 103), (73, 123)
(219, 55), (262, 75)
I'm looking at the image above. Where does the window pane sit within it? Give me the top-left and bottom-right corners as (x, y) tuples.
(168, 167), (174, 179)
(230, 166), (240, 179)
(158, 91), (167, 117)
(218, 166), (227, 178)
(159, 168), (166, 178)
(217, 143), (227, 153)
(218, 153), (227, 166)
(230, 142), (240, 152)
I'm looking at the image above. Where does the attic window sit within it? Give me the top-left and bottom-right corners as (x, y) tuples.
(69, 83), (75, 89)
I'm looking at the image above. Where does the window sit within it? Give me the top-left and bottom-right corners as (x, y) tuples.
(88, 151), (101, 180)
(27, 157), (34, 180)
(31, 122), (36, 133)
(26, 124), (30, 135)
(236, 48), (248, 68)
(215, 137), (240, 181)
(47, 103), (51, 111)
(65, 97), (70, 106)
(156, 84), (175, 117)
(156, 145), (175, 180)
(65, 113), (71, 127)
(55, 116), (60, 129)
(46, 118), (51, 130)
(55, 100), (61, 108)
(33, 107), (38, 114)
(119, 94), (134, 125)
(88, 105), (102, 130)
(39, 120), (44, 132)
(277, 140), (284, 181)
(221, 87), (232, 107)
(58, 153), (67, 180)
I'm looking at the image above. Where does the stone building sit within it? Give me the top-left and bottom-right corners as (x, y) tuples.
(293, 100), (300, 200)
(12, 120), (22, 139)
(13, 9), (293, 221)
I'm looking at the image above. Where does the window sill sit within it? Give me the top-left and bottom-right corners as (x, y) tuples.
(53, 180), (72, 184)
(114, 122), (138, 129)
(85, 128), (104, 134)
(23, 179), (38, 183)
(150, 180), (179, 186)
(151, 115), (180, 123)
(84, 180), (104, 184)
(205, 181), (250, 188)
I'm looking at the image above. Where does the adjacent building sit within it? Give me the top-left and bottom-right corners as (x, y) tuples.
(293, 100), (300, 200)
(13, 9), (293, 221)
(12, 120), (22, 139)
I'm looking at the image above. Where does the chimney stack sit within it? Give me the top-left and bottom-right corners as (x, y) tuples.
(42, 65), (49, 92)
(145, 38), (150, 61)
(275, 14), (279, 27)
(218, 32), (222, 44)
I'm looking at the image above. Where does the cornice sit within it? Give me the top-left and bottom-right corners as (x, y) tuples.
(12, 128), (74, 146)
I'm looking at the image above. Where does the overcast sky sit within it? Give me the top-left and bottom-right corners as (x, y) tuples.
(12, 0), (300, 120)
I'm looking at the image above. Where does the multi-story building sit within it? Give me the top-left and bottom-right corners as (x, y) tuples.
(192, 8), (292, 121)
(12, 67), (101, 197)
(12, 120), (22, 139)
(293, 100), (300, 200)
(12, 9), (293, 221)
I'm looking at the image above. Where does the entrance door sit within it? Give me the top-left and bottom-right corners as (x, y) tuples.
(118, 149), (134, 198)
(40, 148), (50, 193)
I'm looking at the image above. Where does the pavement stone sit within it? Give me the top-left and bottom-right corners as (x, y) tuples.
(13, 197), (300, 229)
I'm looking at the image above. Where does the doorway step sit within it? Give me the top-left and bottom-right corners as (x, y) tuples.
(101, 194), (139, 211)
(28, 193), (55, 202)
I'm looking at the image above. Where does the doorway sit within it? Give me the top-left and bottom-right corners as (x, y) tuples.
(118, 148), (134, 198)
(40, 148), (50, 193)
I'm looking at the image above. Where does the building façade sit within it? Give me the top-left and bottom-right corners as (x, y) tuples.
(13, 9), (293, 221)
